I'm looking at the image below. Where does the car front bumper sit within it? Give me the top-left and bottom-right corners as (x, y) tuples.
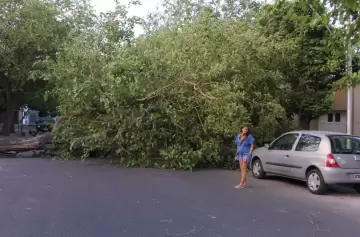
(321, 167), (360, 184)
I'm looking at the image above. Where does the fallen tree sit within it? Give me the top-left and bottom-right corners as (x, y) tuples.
(0, 116), (63, 153)
(0, 133), (52, 152)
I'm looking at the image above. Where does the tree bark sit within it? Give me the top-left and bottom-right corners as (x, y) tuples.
(0, 116), (65, 152)
(0, 133), (52, 152)
(0, 104), (15, 136)
(0, 78), (15, 136)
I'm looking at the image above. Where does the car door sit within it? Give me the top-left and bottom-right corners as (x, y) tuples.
(264, 133), (300, 175)
(290, 133), (322, 180)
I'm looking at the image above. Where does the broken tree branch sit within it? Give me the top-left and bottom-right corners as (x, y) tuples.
(182, 79), (217, 100)
(0, 116), (66, 153)
(136, 79), (181, 102)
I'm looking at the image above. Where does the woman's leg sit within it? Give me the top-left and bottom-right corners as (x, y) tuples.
(242, 154), (252, 186)
(239, 161), (244, 185)
(235, 155), (250, 189)
(241, 162), (248, 187)
(234, 161), (244, 188)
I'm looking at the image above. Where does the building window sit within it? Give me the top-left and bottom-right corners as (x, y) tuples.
(335, 113), (341, 122)
(327, 113), (333, 122)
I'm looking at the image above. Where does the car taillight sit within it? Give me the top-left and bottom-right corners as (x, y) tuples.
(326, 154), (340, 168)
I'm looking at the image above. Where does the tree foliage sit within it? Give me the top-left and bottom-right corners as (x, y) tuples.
(300, 0), (360, 88)
(144, 0), (261, 33)
(0, 0), (101, 134)
(1, 0), (349, 169)
(258, 0), (345, 126)
(47, 0), (301, 168)
(0, 0), (70, 134)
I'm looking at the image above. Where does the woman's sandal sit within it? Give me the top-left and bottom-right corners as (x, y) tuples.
(234, 184), (247, 189)
(234, 184), (245, 189)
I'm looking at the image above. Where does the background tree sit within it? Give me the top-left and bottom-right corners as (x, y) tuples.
(0, 0), (68, 135)
(300, 0), (360, 88)
(143, 0), (261, 33)
(23, 81), (58, 117)
(0, 0), (100, 135)
(257, 0), (345, 128)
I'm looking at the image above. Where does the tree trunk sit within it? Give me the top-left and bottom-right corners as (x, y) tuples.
(0, 116), (65, 152)
(0, 133), (52, 152)
(0, 104), (15, 136)
(299, 115), (311, 130)
(0, 78), (15, 136)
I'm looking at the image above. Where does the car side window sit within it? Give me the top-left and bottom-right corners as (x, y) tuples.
(353, 137), (360, 153)
(295, 134), (321, 152)
(269, 134), (299, 151)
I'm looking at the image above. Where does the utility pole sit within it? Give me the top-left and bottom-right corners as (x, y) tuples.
(346, 49), (353, 135)
(346, 15), (353, 135)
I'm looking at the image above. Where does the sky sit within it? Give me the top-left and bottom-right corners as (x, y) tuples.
(90, 0), (274, 35)
(91, 0), (161, 34)
(91, 0), (161, 14)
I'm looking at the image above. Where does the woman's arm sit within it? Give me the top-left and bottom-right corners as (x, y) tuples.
(249, 135), (255, 153)
(250, 143), (255, 153)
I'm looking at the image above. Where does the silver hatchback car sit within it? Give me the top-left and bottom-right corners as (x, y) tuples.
(251, 131), (360, 195)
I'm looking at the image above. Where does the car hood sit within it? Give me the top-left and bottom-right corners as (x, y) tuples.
(253, 147), (268, 156)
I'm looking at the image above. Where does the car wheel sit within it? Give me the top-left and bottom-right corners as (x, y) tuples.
(306, 169), (327, 195)
(252, 158), (266, 179)
(353, 184), (360, 193)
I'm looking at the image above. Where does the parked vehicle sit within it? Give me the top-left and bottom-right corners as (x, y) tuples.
(251, 131), (360, 195)
(29, 117), (55, 136)
(36, 117), (55, 131)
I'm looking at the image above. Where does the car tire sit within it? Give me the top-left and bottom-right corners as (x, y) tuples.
(353, 184), (360, 193)
(252, 158), (266, 179)
(306, 169), (327, 195)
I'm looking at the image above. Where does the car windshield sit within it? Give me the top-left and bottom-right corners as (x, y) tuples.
(327, 135), (360, 154)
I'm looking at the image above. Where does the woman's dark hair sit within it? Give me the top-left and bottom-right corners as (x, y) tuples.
(240, 124), (250, 136)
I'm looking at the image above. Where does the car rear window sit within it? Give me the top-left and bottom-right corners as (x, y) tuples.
(327, 135), (360, 154)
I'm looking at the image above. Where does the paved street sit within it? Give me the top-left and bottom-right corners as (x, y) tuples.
(0, 158), (359, 237)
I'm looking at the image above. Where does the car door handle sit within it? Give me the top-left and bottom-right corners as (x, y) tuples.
(285, 155), (290, 158)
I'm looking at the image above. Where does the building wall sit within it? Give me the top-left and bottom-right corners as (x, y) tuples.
(293, 114), (318, 130)
(333, 90), (347, 111)
(307, 90), (348, 133)
(309, 119), (318, 130)
(317, 111), (347, 133)
(314, 86), (360, 136)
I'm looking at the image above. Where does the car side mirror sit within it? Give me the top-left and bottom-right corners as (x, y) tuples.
(264, 144), (270, 149)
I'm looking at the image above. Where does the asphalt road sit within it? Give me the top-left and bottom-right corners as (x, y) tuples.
(0, 159), (359, 237)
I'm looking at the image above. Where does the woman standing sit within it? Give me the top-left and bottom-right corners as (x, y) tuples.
(234, 125), (255, 189)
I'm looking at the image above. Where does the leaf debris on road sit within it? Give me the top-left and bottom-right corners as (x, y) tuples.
(165, 226), (204, 236)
